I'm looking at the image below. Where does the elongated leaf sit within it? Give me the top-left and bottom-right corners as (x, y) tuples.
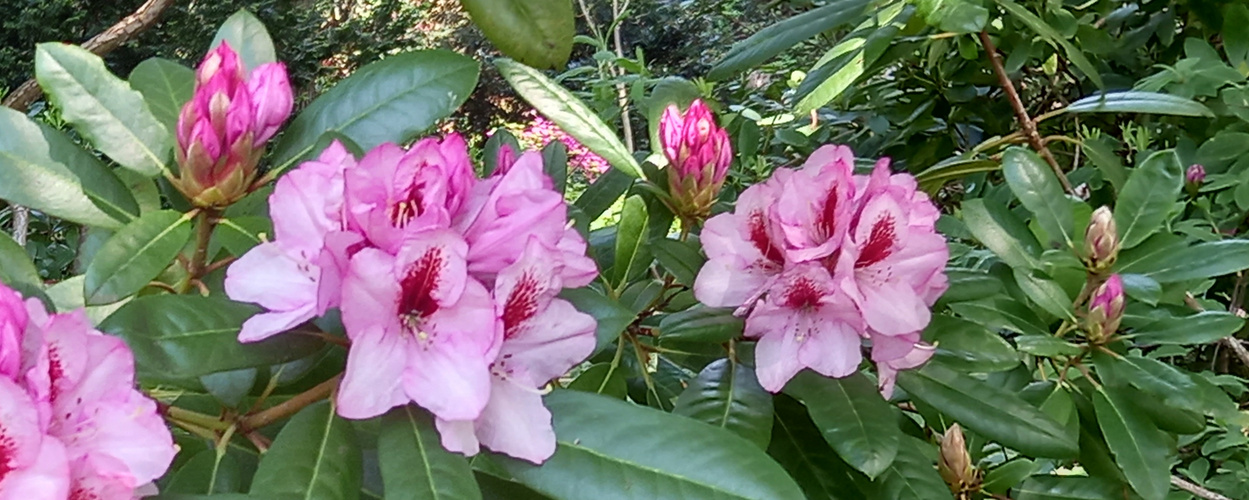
(923, 315), (1020, 372)
(785, 371), (899, 479)
(38, 121), (139, 222)
(379, 405), (482, 500)
(0, 232), (41, 292)
(950, 298), (1050, 338)
(252, 401), (363, 499)
(1013, 269), (1075, 321)
(0, 106), (129, 228)
(560, 287), (636, 355)
(1092, 386), (1171, 500)
(98, 295), (325, 381)
(83, 210), (192, 305)
(795, 5), (909, 112)
(35, 43), (171, 176)
(938, 268), (1005, 304)
(660, 306), (744, 343)
(613, 195), (651, 286)
(166, 450), (243, 494)
(574, 169), (632, 222)
(960, 199), (1043, 269)
(493, 390), (806, 500)
(897, 363), (1078, 458)
(1129, 311), (1244, 345)
(1016, 475), (1127, 500)
(1003, 147), (1074, 248)
(1113, 150), (1182, 249)
(1067, 91), (1212, 117)
(542, 140), (569, 195)
(1122, 240), (1249, 283)
(271, 50), (480, 174)
(707, 0), (872, 80)
(152, 495), (300, 500)
(874, 436), (954, 500)
(129, 58), (195, 133)
(461, 0), (574, 69)
(768, 395), (869, 500)
(496, 59), (643, 178)
(915, 158), (1000, 193)
(652, 238), (705, 286)
(994, 0), (1103, 89)
(674, 359), (773, 449)
(210, 9), (276, 72)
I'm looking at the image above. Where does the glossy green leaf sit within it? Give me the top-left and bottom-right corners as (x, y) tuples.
(129, 58), (196, 134)
(1122, 240), (1249, 283)
(950, 298), (1051, 338)
(493, 390), (806, 500)
(1129, 311), (1244, 345)
(481, 129), (521, 177)
(1092, 386), (1172, 500)
(252, 401), (363, 499)
(1113, 150), (1182, 249)
(1003, 147), (1074, 248)
(897, 363), (1078, 458)
(271, 50), (479, 174)
(1118, 273), (1160, 305)
(674, 359), (773, 449)
(768, 395), (870, 500)
(794, 4), (909, 113)
(574, 169), (632, 222)
(982, 459), (1036, 495)
(994, 0), (1103, 89)
(166, 449), (243, 494)
(707, 0), (871, 80)
(214, 216), (271, 257)
(496, 58), (643, 178)
(83, 210), (192, 305)
(0, 232), (41, 292)
(938, 268), (1004, 304)
(923, 315), (1020, 372)
(613, 195), (651, 286)
(1083, 136), (1127, 192)
(567, 362), (628, 399)
(209, 9), (277, 72)
(98, 295), (325, 381)
(38, 121), (140, 222)
(559, 287), (636, 355)
(659, 306), (744, 343)
(874, 436), (953, 500)
(1016, 475), (1127, 500)
(915, 158), (1000, 193)
(917, 0), (987, 33)
(379, 405), (482, 500)
(542, 140), (569, 195)
(152, 495), (300, 500)
(0, 106), (130, 229)
(961, 199), (1043, 269)
(35, 43), (171, 176)
(1013, 269), (1074, 321)
(1014, 335), (1081, 357)
(785, 371), (899, 479)
(652, 238), (705, 286)
(1066, 91), (1212, 117)
(461, 0), (574, 69)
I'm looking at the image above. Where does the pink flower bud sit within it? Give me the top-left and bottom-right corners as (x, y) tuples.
(1087, 274), (1125, 341)
(659, 99), (732, 219)
(172, 42), (292, 208)
(1186, 164), (1206, 196)
(1083, 206), (1118, 272)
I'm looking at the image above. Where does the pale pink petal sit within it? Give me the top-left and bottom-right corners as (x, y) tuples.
(555, 228), (598, 288)
(0, 283), (26, 379)
(238, 306), (315, 343)
(67, 455), (135, 500)
(0, 436), (68, 500)
(858, 279), (929, 336)
(341, 248), (404, 341)
(434, 418), (480, 457)
(336, 326), (409, 420)
(502, 298), (595, 384)
(402, 336), (493, 422)
(473, 378), (556, 464)
(270, 147), (349, 260)
(749, 316), (805, 393)
(693, 258), (773, 308)
(797, 308), (864, 379)
(394, 229), (470, 308)
(224, 242), (319, 341)
(316, 230), (365, 314)
(65, 394), (174, 485)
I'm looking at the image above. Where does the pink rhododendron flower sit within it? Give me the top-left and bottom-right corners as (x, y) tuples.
(659, 99), (732, 219)
(0, 283), (175, 499)
(694, 144), (948, 396)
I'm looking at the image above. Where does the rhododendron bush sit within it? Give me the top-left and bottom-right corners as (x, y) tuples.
(5, 3), (1249, 500)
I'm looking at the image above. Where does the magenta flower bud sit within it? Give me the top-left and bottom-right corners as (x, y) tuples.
(1086, 274), (1125, 342)
(1186, 163), (1206, 196)
(172, 41), (293, 208)
(1083, 206), (1119, 272)
(659, 99), (732, 219)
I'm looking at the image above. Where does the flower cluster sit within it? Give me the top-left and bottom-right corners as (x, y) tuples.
(0, 283), (176, 499)
(659, 99), (732, 220)
(693, 145), (948, 396)
(510, 110), (611, 178)
(171, 41), (293, 208)
(225, 134), (598, 464)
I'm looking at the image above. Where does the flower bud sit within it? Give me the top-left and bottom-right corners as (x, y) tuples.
(659, 99), (732, 220)
(937, 424), (976, 495)
(1083, 206), (1119, 272)
(171, 42), (293, 208)
(1087, 274), (1125, 342)
(1186, 163), (1206, 197)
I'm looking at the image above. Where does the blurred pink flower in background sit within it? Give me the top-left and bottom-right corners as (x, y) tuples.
(510, 110), (611, 179)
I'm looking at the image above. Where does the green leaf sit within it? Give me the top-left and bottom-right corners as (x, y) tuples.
(461, 0), (574, 69)
(0, 106), (131, 229)
(0, 232), (41, 292)
(559, 287), (636, 355)
(493, 390), (806, 500)
(1015, 335), (1081, 357)
(166, 449), (243, 494)
(542, 140), (569, 195)
(271, 50), (480, 174)
(1012, 269), (1075, 321)
(214, 216), (271, 257)
(794, 4), (910, 113)
(785, 371), (899, 479)
(496, 59), (643, 179)
(982, 459), (1036, 495)
(567, 362), (628, 399)
(652, 238), (705, 286)
(379, 405), (482, 500)
(1121, 240), (1249, 283)
(673, 359), (774, 450)
(923, 315), (1020, 372)
(252, 401), (363, 499)
(1129, 311), (1245, 345)
(659, 306), (744, 343)
(1002, 147), (1074, 248)
(897, 363), (1078, 458)
(1118, 273), (1160, 305)
(938, 268), (1005, 304)
(1083, 136), (1127, 192)
(1016, 475), (1127, 500)
(915, 158), (1000, 193)
(994, 0), (1104, 89)
(35, 43), (171, 177)
(210, 9), (277, 72)
(613, 195), (651, 287)
(83, 210), (192, 305)
(949, 298), (1050, 337)
(38, 121), (140, 223)
(1092, 386), (1172, 500)
(574, 169), (632, 222)
(918, 0), (988, 33)
(1112, 150), (1182, 250)
(98, 295), (325, 381)
(768, 395), (870, 500)
(707, 0), (871, 80)
(874, 436), (954, 500)
(481, 129), (521, 177)
(960, 198), (1043, 269)
(1066, 91), (1213, 116)
(152, 495), (300, 500)
(129, 58), (195, 133)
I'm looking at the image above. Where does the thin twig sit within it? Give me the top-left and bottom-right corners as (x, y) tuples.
(1185, 292), (1249, 370)
(978, 30), (1074, 194)
(239, 374), (342, 432)
(1171, 476), (1232, 500)
(611, 0), (634, 152)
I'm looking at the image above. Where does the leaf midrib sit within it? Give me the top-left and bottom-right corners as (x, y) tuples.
(303, 405), (338, 500)
(404, 406), (442, 500)
(557, 439), (762, 499)
(87, 213), (190, 300)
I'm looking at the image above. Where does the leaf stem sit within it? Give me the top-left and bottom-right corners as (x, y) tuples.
(239, 373), (342, 432)
(187, 208), (219, 281)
